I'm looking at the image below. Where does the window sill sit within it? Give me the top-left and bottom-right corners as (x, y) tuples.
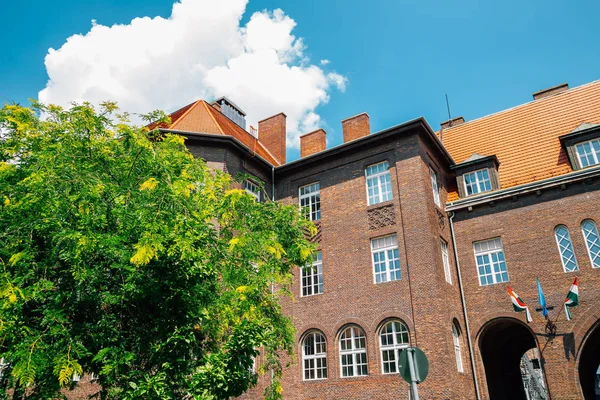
(366, 200), (394, 211)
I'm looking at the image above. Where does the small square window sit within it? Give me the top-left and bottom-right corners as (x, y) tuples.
(575, 139), (600, 168)
(463, 169), (492, 196)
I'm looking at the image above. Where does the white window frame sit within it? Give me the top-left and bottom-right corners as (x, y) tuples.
(581, 220), (600, 268)
(302, 331), (327, 380)
(463, 168), (492, 196)
(301, 251), (323, 297)
(452, 322), (464, 373)
(339, 326), (368, 378)
(299, 182), (321, 221)
(554, 225), (579, 272)
(365, 161), (393, 206)
(441, 239), (452, 284)
(379, 320), (409, 374)
(473, 238), (509, 286)
(430, 167), (441, 208)
(575, 139), (600, 168)
(371, 234), (401, 284)
(244, 179), (261, 202)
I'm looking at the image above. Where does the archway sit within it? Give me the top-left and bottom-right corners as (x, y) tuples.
(479, 318), (546, 400)
(578, 320), (600, 400)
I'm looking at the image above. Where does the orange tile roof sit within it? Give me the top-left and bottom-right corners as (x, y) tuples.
(147, 100), (280, 166)
(442, 80), (600, 200)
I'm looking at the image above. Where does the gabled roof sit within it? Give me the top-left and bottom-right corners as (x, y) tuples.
(442, 79), (600, 200)
(147, 100), (280, 166)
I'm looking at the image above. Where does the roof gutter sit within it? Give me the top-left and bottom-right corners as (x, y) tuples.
(446, 165), (600, 211)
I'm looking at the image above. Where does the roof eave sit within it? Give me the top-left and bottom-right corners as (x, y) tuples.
(277, 117), (455, 174)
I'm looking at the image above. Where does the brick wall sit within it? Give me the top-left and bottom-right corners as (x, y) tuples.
(241, 127), (475, 399)
(452, 178), (600, 400)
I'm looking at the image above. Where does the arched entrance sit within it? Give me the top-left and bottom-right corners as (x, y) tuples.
(579, 320), (600, 400)
(479, 318), (547, 400)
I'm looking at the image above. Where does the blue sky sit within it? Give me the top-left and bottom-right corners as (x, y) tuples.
(2, 0), (600, 161)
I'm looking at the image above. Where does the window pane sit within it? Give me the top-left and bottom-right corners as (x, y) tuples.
(582, 220), (600, 268)
(365, 161), (393, 205)
(474, 238), (509, 285)
(555, 226), (579, 272)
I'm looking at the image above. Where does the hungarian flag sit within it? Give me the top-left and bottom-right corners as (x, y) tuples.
(564, 277), (579, 321)
(507, 286), (532, 323)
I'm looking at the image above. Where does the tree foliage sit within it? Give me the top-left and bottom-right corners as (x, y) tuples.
(0, 102), (315, 399)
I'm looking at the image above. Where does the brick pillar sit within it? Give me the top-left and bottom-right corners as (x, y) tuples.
(342, 112), (370, 143)
(300, 129), (326, 157)
(258, 113), (287, 164)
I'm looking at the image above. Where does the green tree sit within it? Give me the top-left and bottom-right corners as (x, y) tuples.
(0, 102), (315, 399)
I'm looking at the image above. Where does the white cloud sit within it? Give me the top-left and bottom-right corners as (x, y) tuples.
(38, 0), (346, 149)
(320, 59), (330, 65)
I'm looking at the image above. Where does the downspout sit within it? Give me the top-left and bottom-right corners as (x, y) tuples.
(270, 165), (275, 386)
(449, 211), (481, 400)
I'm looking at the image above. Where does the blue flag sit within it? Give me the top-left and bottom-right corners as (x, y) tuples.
(537, 277), (549, 318)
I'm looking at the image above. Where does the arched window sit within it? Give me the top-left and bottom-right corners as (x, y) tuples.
(581, 220), (600, 268)
(554, 225), (578, 272)
(379, 320), (409, 374)
(452, 321), (464, 373)
(302, 331), (327, 380)
(339, 326), (368, 377)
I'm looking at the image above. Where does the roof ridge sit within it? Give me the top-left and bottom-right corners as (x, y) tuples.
(170, 100), (202, 130)
(443, 79), (600, 133)
(201, 101), (225, 135)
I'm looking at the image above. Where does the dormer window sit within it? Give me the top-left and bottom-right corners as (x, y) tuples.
(451, 153), (500, 198)
(463, 169), (492, 195)
(575, 139), (600, 168)
(559, 122), (600, 170)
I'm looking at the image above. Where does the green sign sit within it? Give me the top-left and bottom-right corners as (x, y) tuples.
(398, 347), (429, 384)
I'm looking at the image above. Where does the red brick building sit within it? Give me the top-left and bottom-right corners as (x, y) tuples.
(66, 81), (600, 399)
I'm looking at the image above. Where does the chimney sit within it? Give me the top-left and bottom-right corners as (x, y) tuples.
(342, 112), (370, 143)
(440, 116), (465, 130)
(533, 83), (569, 100)
(258, 113), (287, 164)
(300, 129), (326, 158)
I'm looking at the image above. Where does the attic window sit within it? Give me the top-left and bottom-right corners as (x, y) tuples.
(464, 169), (492, 195)
(559, 122), (600, 170)
(450, 153), (500, 198)
(575, 139), (600, 168)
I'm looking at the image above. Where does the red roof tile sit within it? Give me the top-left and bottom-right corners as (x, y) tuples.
(442, 80), (600, 200)
(147, 100), (280, 166)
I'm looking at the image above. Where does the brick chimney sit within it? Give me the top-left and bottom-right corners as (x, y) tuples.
(300, 129), (326, 158)
(440, 116), (465, 129)
(533, 83), (569, 100)
(258, 113), (287, 164)
(342, 113), (370, 143)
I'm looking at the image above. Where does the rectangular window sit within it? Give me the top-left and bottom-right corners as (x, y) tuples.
(299, 182), (321, 221)
(365, 161), (393, 205)
(463, 169), (492, 196)
(575, 139), (600, 168)
(473, 238), (509, 286)
(244, 180), (261, 201)
(301, 251), (323, 297)
(371, 235), (401, 283)
(430, 168), (441, 208)
(441, 239), (452, 284)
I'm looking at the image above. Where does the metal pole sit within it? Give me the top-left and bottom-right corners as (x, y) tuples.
(407, 349), (420, 400)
